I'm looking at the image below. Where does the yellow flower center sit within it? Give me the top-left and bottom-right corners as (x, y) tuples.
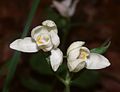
(79, 49), (89, 61)
(36, 35), (49, 45)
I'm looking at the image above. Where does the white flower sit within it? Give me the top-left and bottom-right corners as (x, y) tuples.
(50, 48), (63, 71)
(10, 20), (60, 52)
(67, 41), (110, 72)
(10, 20), (63, 72)
(52, 0), (79, 17)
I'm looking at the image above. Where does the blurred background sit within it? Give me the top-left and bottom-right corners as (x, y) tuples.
(0, 0), (120, 92)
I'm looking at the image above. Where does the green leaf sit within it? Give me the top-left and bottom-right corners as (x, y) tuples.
(20, 76), (52, 92)
(90, 41), (111, 54)
(2, 52), (20, 92)
(72, 70), (100, 88)
(2, 0), (41, 92)
(30, 51), (53, 75)
(21, 0), (41, 38)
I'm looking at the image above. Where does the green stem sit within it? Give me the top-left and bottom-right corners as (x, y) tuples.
(2, 0), (41, 92)
(64, 70), (71, 92)
(55, 69), (71, 92)
(2, 52), (20, 92)
(63, 56), (67, 58)
(65, 84), (70, 92)
(54, 74), (66, 85)
(61, 18), (71, 51)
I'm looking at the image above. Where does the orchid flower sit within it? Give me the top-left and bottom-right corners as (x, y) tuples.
(52, 0), (79, 17)
(67, 41), (110, 72)
(10, 20), (63, 71)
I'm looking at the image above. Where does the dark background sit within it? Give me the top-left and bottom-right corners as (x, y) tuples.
(0, 0), (120, 92)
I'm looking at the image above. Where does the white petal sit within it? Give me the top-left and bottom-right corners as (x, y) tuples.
(50, 48), (63, 71)
(10, 37), (39, 53)
(42, 20), (58, 34)
(86, 53), (110, 69)
(52, 0), (68, 17)
(67, 41), (85, 55)
(42, 20), (56, 28)
(67, 46), (90, 65)
(67, 47), (80, 61)
(49, 31), (60, 48)
(68, 0), (79, 16)
(41, 45), (53, 52)
(67, 59), (86, 72)
(61, 0), (72, 7)
(39, 41), (53, 52)
(31, 26), (48, 40)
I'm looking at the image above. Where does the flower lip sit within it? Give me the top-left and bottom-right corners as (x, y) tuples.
(36, 34), (50, 46)
(78, 49), (90, 61)
(78, 47), (90, 60)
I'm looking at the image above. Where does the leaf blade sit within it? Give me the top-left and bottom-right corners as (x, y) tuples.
(2, 0), (41, 92)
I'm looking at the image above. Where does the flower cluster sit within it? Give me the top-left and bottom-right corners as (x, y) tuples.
(10, 20), (110, 72)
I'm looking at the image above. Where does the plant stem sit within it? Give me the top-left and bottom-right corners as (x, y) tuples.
(63, 56), (67, 58)
(65, 84), (70, 92)
(55, 69), (71, 92)
(64, 70), (71, 92)
(61, 18), (71, 51)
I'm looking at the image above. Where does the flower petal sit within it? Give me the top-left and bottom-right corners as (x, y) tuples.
(31, 26), (48, 40)
(61, 0), (72, 7)
(50, 48), (63, 71)
(86, 53), (110, 69)
(52, 0), (68, 17)
(10, 37), (39, 53)
(68, 0), (79, 16)
(42, 20), (58, 34)
(67, 41), (85, 55)
(42, 20), (56, 27)
(67, 47), (80, 61)
(67, 59), (86, 72)
(41, 45), (53, 52)
(49, 31), (60, 48)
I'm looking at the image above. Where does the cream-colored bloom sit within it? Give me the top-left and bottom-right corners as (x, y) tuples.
(67, 41), (110, 72)
(10, 20), (63, 72)
(52, 0), (79, 17)
(10, 20), (60, 52)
